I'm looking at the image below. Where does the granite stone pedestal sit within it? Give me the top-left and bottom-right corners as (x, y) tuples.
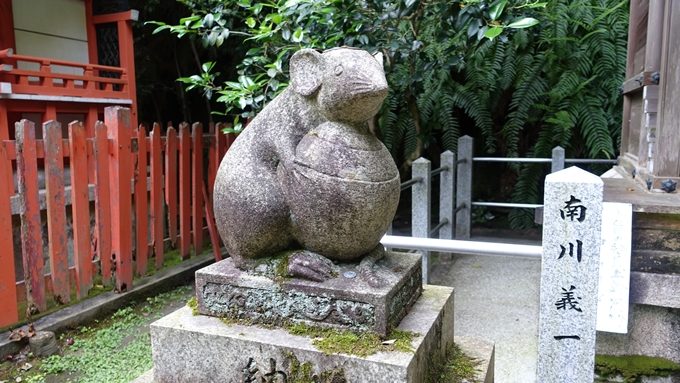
(146, 285), (454, 383)
(195, 251), (422, 336)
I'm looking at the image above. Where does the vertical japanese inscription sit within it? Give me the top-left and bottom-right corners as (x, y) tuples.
(537, 167), (603, 383)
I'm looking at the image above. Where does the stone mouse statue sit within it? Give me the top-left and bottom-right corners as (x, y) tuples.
(213, 47), (400, 285)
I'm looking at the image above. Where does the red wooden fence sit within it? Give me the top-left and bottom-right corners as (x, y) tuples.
(0, 106), (232, 328)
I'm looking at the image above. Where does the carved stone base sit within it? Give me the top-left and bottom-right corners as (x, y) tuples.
(142, 285), (453, 383)
(195, 251), (422, 336)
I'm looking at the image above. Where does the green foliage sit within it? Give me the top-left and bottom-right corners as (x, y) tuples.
(152, 0), (627, 228)
(150, 0), (540, 135)
(595, 354), (680, 382)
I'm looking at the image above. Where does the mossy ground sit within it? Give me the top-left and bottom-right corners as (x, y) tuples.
(595, 354), (680, 382)
(0, 285), (194, 383)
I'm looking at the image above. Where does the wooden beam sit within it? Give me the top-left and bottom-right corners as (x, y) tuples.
(622, 71), (658, 94)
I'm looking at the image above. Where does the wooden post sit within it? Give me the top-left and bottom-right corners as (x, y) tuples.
(42, 121), (70, 303)
(192, 122), (204, 254)
(135, 125), (148, 276)
(105, 107), (133, 292)
(15, 120), (46, 312)
(179, 123), (191, 258)
(0, 139), (18, 326)
(94, 122), (112, 284)
(150, 123), (164, 268)
(69, 121), (92, 298)
(165, 126), (178, 247)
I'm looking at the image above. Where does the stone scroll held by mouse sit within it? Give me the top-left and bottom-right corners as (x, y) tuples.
(212, 47), (400, 287)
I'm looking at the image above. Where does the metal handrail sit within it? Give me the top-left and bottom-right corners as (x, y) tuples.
(474, 157), (552, 163)
(472, 202), (543, 209)
(473, 157), (616, 164)
(400, 177), (422, 191)
(381, 235), (542, 258)
(430, 166), (448, 177)
(429, 218), (449, 237)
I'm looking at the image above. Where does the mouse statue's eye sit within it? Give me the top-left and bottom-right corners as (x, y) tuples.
(334, 64), (344, 76)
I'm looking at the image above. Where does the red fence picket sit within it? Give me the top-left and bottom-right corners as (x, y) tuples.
(69, 121), (92, 298)
(179, 123), (191, 259)
(0, 141), (18, 327)
(151, 123), (164, 268)
(106, 107), (133, 292)
(43, 121), (70, 303)
(94, 122), (113, 285)
(165, 126), (178, 248)
(208, 123), (217, 192)
(192, 122), (204, 254)
(15, 119), (46, 313)
(135, 125), (148, 276)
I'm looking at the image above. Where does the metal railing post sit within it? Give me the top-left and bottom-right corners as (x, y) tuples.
(551, 146), (565, 173)
(412, 157), (431, 284)
(439, 151), (455, 239)
(456, 136), (473, 240)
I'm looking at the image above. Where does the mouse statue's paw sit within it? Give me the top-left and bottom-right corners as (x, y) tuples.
(287, 251), (338, 282)
(357, 245), (388, 288)
(359, 265), (387, 288)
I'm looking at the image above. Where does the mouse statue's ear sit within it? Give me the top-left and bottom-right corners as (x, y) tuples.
(290, 49), (323, 96)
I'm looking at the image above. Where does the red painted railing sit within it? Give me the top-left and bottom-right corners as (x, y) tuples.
(0, 49), (131, 100)
(0, 106), (233, 328)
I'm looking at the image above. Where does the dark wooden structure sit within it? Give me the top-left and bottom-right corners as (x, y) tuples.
(619, 0), (680, 191)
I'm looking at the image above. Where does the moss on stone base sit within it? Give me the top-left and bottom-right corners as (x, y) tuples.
(595, 354), (680, 382)
(186, 297), (199, 315)
(286, 323), (416, 357)
(426, 343), (481, 383)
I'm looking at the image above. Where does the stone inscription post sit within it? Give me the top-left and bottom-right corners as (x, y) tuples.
(537, 166), (603, 382)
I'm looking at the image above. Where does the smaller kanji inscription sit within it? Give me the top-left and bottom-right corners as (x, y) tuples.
(555, 285), (582, 312)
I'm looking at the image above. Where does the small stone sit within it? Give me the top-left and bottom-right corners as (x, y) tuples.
(19, 363), (32, 372)
(660, 178), (677, 193)
(28, 331), (58, 357)
(343, 271), (357, 279)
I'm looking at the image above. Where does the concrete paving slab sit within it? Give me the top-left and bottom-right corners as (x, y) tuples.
(431, 250), (541, 383)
